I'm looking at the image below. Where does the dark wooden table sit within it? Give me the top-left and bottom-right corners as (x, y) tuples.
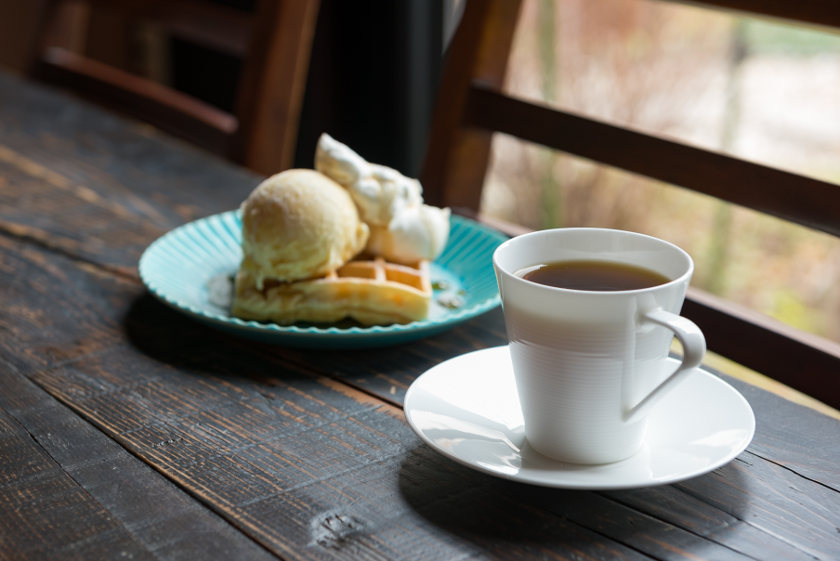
(1, 71), (838, 561)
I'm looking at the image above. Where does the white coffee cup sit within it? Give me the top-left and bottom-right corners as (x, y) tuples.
(493, 228), (706, 464)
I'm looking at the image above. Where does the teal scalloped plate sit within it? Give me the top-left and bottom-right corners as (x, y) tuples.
(138, 211), (507, 348)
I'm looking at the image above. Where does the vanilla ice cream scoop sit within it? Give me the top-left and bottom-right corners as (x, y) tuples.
(239, 169), (369, 288)
(315, 133), (449, 263)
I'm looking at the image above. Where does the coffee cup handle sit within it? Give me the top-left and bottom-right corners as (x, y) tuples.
(624, 308), (706, 423)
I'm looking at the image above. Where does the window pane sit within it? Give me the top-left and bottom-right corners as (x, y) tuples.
(482, 0), (840, 342)
(499, 0), (840, 181)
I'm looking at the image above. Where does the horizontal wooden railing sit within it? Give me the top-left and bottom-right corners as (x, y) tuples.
(465, 85), (840, 238)
(674, 0), (840, 30)
(38, 48), (236, 155)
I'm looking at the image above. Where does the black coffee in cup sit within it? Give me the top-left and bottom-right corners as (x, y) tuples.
(520, 260), (669, 291)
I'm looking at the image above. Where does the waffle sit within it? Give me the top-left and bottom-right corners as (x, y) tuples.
(232, 257), (432, 326)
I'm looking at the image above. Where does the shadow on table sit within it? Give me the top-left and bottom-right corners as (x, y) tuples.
(397, 443), (751, 549)
(123, 291), (509, 407)
(122, 293), (317, 383)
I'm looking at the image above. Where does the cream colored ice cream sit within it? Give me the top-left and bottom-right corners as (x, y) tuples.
(315, 133), (450, 264)
(239, 169), (369, 288)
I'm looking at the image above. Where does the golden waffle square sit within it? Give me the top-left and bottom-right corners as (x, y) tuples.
(232, 257), (432, 326)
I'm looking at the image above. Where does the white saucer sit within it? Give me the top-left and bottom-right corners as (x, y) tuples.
(404, 346), (755, 490)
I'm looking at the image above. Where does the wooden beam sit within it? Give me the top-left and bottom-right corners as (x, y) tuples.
(466, 86), (840, 237)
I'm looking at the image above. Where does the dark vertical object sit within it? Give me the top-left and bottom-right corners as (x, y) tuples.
(296, 0), (443, 176)
(171, 41), (241, 111)
(169, 0), (253, 111)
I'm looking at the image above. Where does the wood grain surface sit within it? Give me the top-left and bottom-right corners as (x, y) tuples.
(1, 71), (839, 561)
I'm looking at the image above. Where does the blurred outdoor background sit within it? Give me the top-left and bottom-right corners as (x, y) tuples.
(482, 0), (840, 344)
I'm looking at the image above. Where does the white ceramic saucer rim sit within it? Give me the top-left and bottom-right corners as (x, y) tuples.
(404, 345), (756, 490)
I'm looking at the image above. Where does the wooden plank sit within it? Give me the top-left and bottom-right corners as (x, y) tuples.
(605, 465), (835, 560)
(542, 476), (810, 560)
(0, 414), (155, 560)
(0, 235), (137, 374)
(681, 0), (840, 30)
(0, 151), (158, 278)
(729, 378), (840, 489)
(0, 362), (275, 560)
(674, 453), (840, 560)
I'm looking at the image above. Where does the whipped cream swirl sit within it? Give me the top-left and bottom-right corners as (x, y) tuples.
(315, 133), (450, 263)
